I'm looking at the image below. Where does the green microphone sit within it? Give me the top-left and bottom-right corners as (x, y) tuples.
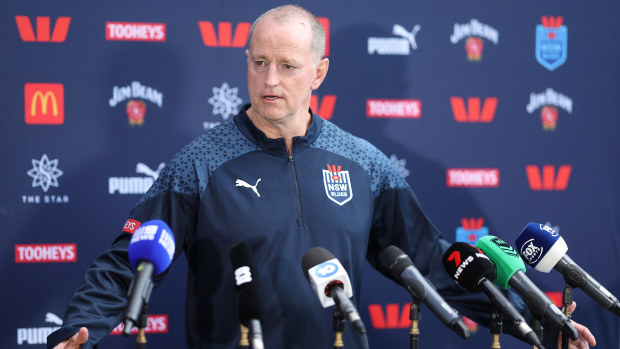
(475, 235), (578, 340)
(475, 236), (525, 290)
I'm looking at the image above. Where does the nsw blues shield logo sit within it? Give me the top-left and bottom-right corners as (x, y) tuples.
(535, 16), (567, 71)
(322, 165), (353, 206)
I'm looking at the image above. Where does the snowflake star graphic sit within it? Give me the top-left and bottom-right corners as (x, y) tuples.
(389, 154), (410, 178)
(208, 82), (243, 120)
(27, 154), (63, 192)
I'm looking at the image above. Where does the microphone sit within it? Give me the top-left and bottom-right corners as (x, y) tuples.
(301, 247), (366, 334)
(123, 219), (176, 336)
(475, 236), (578, 340)
(229, 242), (265, 349)
(442, 242), (545, 348)
(378, 245), (470, 339)
(516, 222), (620, 317)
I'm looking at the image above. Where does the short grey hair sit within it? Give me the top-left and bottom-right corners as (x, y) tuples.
(247, 4), (326, 62)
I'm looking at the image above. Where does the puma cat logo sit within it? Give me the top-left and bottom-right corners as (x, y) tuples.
(236, 178), (261, 197)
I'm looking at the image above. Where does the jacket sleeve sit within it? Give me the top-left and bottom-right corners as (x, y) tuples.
(47, 152), (200, 349)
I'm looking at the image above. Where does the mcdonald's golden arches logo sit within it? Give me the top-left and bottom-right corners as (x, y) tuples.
(24, 83), (64, 124)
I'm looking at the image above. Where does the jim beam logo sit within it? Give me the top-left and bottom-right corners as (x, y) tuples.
(322, 164), (353, 206)
(450, 19), (499, 61)
(525, 88), (573, 130)
(109, 81), (164, 126)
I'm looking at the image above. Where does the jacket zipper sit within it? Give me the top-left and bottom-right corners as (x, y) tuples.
(288, 153), (303, 227)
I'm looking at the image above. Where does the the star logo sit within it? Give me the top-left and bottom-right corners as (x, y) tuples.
(27, 154), (63, 192)
(389, 154), (410, 178)
(208, 82), (243, 120)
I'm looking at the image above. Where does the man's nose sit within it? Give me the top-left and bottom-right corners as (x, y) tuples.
(264, 64), (280, 87)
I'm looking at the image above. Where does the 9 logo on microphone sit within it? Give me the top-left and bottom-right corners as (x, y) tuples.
(234, 266), (252, 286)
(315, 261), (338, 278)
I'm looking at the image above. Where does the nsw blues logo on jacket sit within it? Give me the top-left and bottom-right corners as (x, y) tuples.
(322, 164), (353, 205)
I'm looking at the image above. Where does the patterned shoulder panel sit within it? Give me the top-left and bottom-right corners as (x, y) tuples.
(139, 120), (261, 203)
(311, 120), (409, 197)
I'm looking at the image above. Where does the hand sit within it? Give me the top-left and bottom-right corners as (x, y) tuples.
(53, 327), (88, 349)
(558, 302), (596, 349)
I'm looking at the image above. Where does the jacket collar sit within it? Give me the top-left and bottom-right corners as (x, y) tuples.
(234, 104), (323, 157)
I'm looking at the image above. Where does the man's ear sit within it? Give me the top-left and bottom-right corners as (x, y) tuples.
(311, 58), (329, 90)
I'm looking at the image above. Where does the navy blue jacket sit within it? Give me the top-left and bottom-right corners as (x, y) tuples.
(48, 105), (546, 348)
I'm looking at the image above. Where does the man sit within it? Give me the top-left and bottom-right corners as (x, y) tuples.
(49, 5), (596, 349)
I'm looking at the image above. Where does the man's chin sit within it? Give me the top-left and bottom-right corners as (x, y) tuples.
(251, 106), (288, 121)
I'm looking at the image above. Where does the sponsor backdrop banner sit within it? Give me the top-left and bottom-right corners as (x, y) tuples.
(1, 0), (619, 348)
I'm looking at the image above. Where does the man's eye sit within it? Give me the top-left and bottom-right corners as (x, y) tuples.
(256, 61), (265, 67)
(284, 64), (294, 70)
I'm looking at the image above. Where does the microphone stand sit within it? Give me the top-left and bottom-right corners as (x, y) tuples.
(529, 318), (543, 349)
(333, 308), (345, 348)
(409, 300), (421, 349)
(239, 325), (250, 349)
(136, 303), (148, 349)
(561, 285), (573, 349)
(490, 309), (503, 349)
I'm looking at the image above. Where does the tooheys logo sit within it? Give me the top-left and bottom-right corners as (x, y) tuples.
(198, 18), (330, 56)
(366, 99), (422, 119)
(25, 83), (64, 125)
(456, 218), (488, 244)
(15, 244), (77, 263)
(536, 16), (567, 71)
(526, 165), (572, 191)
(111, 314), (168, 335)
(106, 22), (166, 42)
(449, 19), (499, 61)
(15, 16), (71, 42)
(368, 303), (411, 329)
(16, 312), (63, 345)
(447, 169), (500, 188)
(122, 219), (142, 234)
(322, 165), (353, 206)
(525, 88), (573, 131)
(450, 97), (498, 122)
(310, 95), (337, 120)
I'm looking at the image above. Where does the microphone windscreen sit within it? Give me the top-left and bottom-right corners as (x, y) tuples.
(442, 242), (496, 291)
(128, 219), (175, 275)
(379, 245), (413, 277)
(302, 246), (335, 280)
(515, 222), (568, 273)
(476, 236), (526, 289)
(229, 242), (265, 323)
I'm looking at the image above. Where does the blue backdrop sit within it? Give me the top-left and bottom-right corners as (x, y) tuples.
(2, 0), (619, 348)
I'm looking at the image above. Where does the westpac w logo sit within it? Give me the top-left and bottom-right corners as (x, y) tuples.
(198, 21), (251, 47)
(450, 97), (498, 122)
(526, 165), (572, 191)
(322, 165), (353, 206)
(15, 16), (71, 42)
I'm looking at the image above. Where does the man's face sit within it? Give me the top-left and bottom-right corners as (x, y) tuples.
(246, 16), (327, 124)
